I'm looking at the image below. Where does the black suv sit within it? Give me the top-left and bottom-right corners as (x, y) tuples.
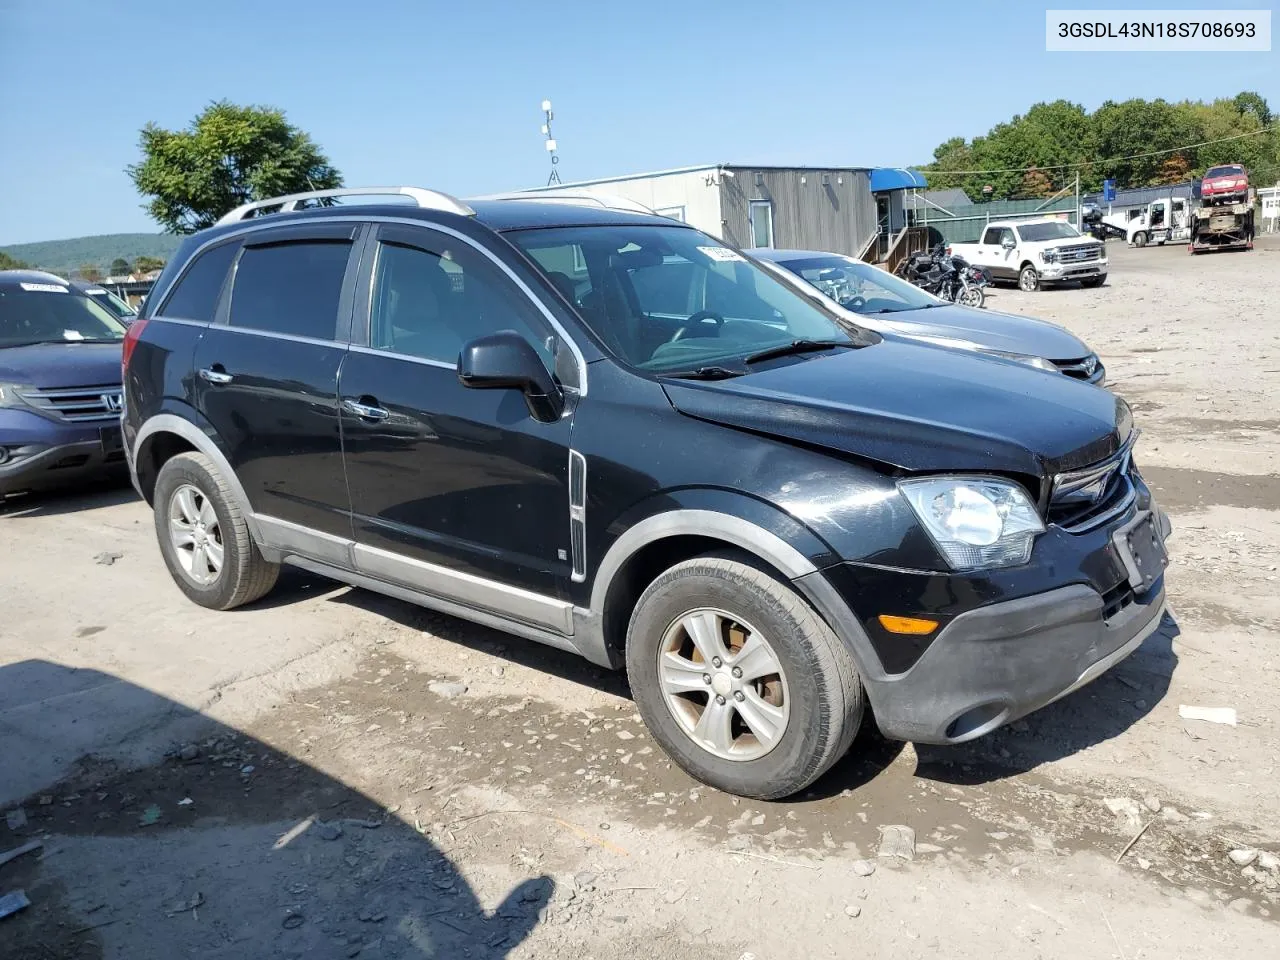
(123, 187), (1170, 800)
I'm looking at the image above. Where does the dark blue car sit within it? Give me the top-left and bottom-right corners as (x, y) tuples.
(0, 270), (128, 500)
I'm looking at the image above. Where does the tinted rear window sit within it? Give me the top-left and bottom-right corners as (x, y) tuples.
(159, 242), (238, 322)
(228, 240), (351, 340)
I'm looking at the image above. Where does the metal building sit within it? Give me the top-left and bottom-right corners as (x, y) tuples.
(515, 164), (881, 258)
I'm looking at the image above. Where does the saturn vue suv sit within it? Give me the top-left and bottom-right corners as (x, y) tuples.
(1, 271), (129, 499)
(121, 187), (1171, 799)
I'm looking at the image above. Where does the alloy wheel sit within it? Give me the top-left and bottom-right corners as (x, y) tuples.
(167, 483), (224, 585)
(656, 608), (791, 761)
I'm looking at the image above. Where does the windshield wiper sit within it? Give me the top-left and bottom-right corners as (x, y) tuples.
(663, 365), (746, 380)
(744, 339), (853, 365)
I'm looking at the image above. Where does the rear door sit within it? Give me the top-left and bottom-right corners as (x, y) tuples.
(338, 222), (577, 605)
(192, 223), (363, 542)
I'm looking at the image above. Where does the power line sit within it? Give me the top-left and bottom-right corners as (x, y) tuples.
(931, 125), (1276, 176)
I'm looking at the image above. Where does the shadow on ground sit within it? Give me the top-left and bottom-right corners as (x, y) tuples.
(321, 577), (1176, 800)
(0, 476), (137, 518)
(0, 660), (553, 960)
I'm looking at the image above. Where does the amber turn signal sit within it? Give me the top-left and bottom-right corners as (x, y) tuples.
(877, 615), (939, 636)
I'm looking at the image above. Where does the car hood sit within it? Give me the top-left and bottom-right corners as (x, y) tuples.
(660, 340), (1129, 477)
(862, 304), (1090, 361)
(0, 342), (123, 388)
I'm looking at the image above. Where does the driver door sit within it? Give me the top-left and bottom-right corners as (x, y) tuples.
(338, 223), (576, 603)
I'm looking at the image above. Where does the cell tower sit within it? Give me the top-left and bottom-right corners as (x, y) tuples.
(541, 99), (561, 185)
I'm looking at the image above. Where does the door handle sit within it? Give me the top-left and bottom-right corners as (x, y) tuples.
(342, 399), (390, 421)
(199, 367), (233, 384)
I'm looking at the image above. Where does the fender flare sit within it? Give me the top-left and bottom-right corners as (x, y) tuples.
(131, 412), (262, 541)
(588, 509), (816, 613)
(585, 508), (887, 685)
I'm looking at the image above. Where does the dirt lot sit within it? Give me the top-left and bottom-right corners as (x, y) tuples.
(2, 238), (1278, 959)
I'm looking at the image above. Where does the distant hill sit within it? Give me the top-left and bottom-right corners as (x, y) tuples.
(0, 233), (183, 275)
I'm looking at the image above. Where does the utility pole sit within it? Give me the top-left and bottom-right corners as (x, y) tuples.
(1075, 171), (1080, 229)
(541, 100), (561, 185)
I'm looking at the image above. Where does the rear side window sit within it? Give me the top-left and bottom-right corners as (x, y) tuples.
(229, 240), (352, 340)
(160, 242), (238, 322)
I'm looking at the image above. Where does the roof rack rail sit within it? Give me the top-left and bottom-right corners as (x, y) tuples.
(475, 190), (659, 215)
(215, 186), (475, 226)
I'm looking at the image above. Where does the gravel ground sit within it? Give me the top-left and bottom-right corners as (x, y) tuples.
(1, 236), (1278, 959)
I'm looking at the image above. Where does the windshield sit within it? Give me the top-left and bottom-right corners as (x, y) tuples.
(84, 287), (137, 319)
(0, 284), (127, 347)
(774, 255), (937, 314)
(1016, 221), (1082, 242)
(1205, 165), (1244, 178)
(506, 224), (876, 373)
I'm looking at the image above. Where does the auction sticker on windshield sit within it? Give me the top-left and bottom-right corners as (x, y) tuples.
(698, 246), (745, 263)
(19, 282), (68, 293)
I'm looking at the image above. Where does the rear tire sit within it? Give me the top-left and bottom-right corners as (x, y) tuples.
(625, 555), (863, 800)
(1018, 264), (1040, 292)
(153, 452), (279, 610)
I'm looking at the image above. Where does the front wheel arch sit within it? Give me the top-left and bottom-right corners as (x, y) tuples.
(588, 508), (890, 689)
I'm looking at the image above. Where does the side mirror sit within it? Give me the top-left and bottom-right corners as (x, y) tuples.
(1001, 237), (1016, 250)
(458, 330), (565, 423)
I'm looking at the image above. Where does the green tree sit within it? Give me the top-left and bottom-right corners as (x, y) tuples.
(0, 251), (30, 270)
(127, 100), (343, 234)
(133, 255), (166, 273)
(110, 257), (132, 276)
(77, 263), (104, 282)
(1233, 91), (1272, 127)
(922, 92), (1278, 196)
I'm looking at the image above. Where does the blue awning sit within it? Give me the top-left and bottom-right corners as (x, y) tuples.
(870, 168), (928, 192)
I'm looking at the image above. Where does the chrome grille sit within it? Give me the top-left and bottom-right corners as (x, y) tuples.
(18, 384), (123, 422)
(1057, 243), (1103, 264)
(1049, 438), (1137, 533)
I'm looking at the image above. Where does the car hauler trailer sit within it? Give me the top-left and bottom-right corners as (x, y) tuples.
(1188, 201), (1255, 254)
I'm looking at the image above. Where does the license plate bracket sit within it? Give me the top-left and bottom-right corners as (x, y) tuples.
(100, 425), (123, 455)
(1112, 510), (1168, 592)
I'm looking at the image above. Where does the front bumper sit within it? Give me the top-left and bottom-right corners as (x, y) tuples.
(866, 576), (1166, 743)
(1040, 261), (1107, 282)
(0, 411), (127, 497)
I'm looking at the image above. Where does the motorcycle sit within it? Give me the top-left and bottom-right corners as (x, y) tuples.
(895, 243), (986, 308)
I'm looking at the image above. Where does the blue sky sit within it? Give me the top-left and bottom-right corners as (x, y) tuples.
(0, 0), (1275, 243)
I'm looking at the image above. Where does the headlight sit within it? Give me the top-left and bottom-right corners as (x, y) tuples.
(982, 350), (1058, 373)
(907, 337), (1059, 374)
(1039, 249), (1059, 263)
(0, 383), (34, 409)
(899, 477), (1045, 570)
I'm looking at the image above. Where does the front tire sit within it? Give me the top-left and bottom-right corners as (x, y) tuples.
(153, 452), (279, 610)
(625, 555), (863, 799)
(959, 284), (985, 308)
(1018, 264), (1040, 292)
(1132, 231), (1148, 248)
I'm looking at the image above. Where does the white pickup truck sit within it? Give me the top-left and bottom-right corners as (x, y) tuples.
(949, 218), (1108, 292)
